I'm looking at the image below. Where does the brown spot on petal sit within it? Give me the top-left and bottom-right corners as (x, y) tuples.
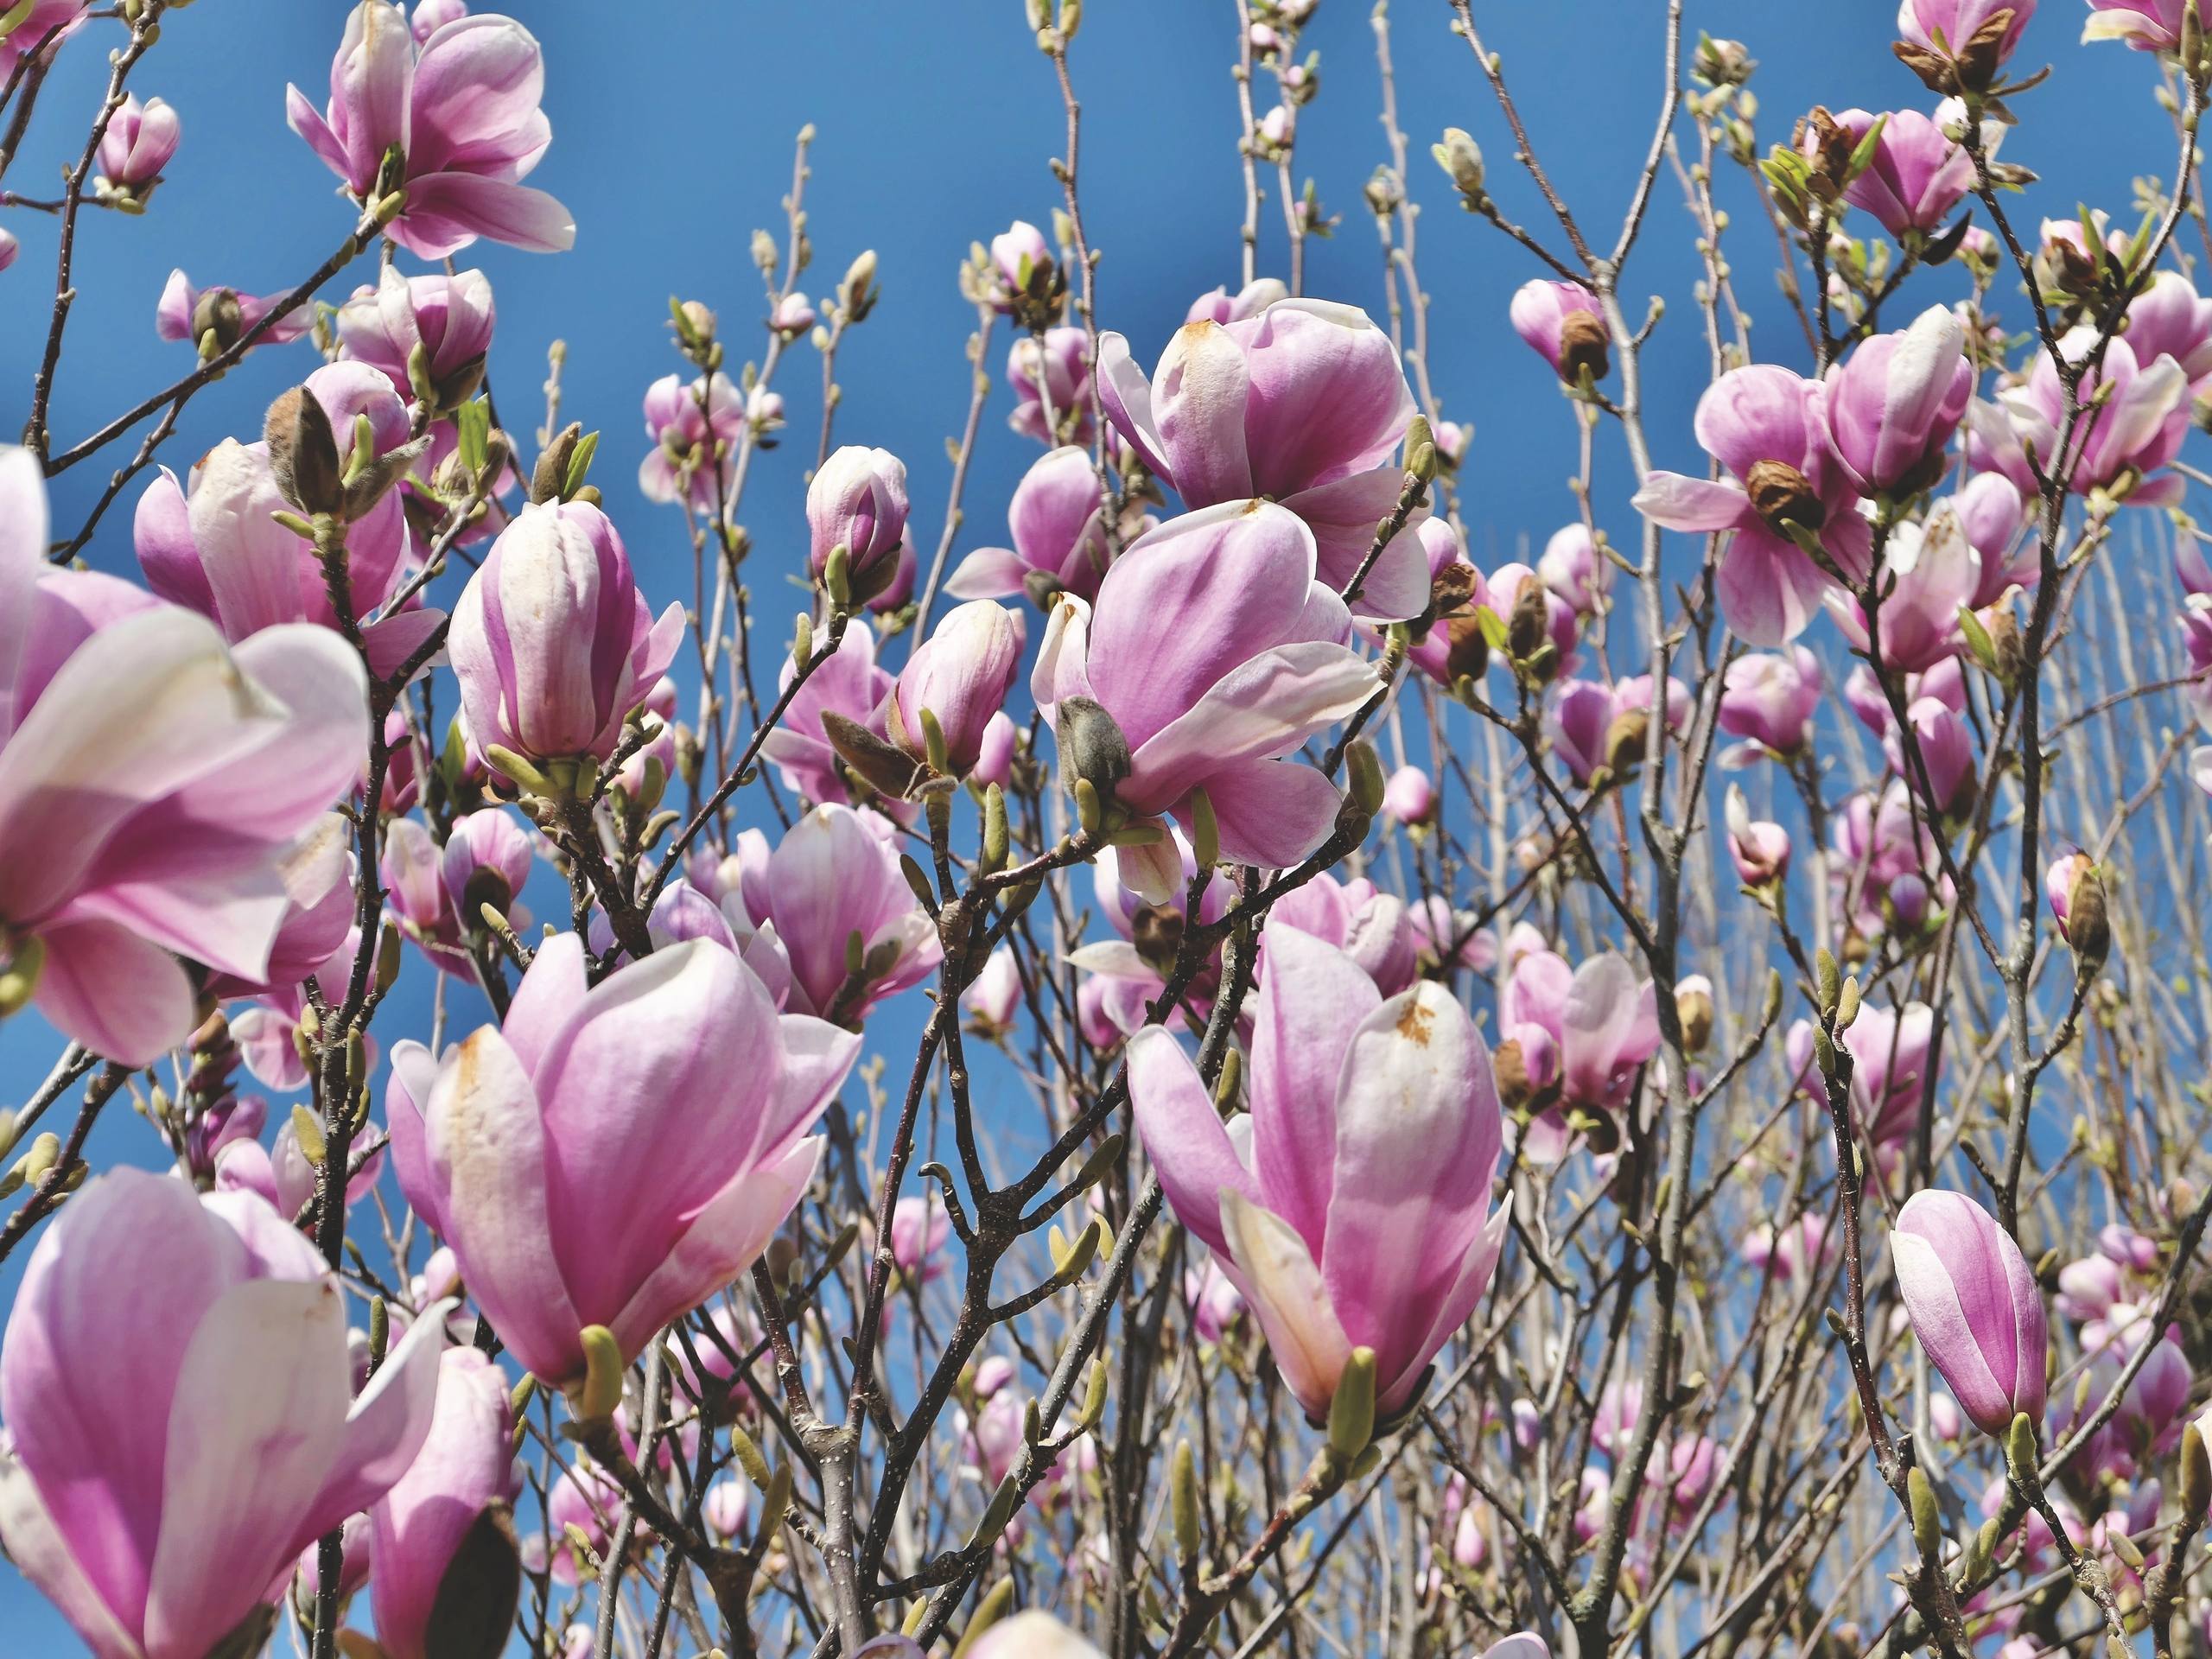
(1395, 994), (1436, 1046)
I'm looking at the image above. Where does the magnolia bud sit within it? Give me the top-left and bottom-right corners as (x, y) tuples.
(1432, 127), (1486, 200)
(264, 387), (345, 518)
(1055, 696), (1131, 817)
(531, 423), (583, 506)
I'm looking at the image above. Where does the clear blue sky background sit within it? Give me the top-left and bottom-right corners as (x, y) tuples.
(0, 0), (2180, 1648)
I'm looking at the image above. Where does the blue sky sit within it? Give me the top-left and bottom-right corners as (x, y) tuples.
(0, 0), (2187, 1647)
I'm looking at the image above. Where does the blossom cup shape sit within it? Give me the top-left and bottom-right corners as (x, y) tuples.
(2, 452), (372, 1063)
(729, 804), (944, 1023)
(1891, 1189), (2049, 1435)
(2082, 0), (2184, 48)
(154, 272), (314, 353)
(1186, 277), (1288, 324)
(2122, 270), (2212, 394)
(1840, 1000), (1937, 1148)
(1967, 330), (2190, 505)
(288, 3), (575, 257)
(1032, 501), (1375, 897)
(1719, 646), (1823, 756)
(0, 1169), (447, 1659)
(367, 1347), (520, 1659)
(1265, 873), (1420, 996)
(808, 445), (911, 604)
(760, 620), (902, 810)
(1823, 305), (1974, 498)
(1129, 926), (1511, 1420)
(1007, 326), (1096, 446)
(946, 444), (1127, 605)
(1828, 513), (1980, 674)
(135, 369), (439, 682)
(1096, 298), (1433, 620)
(336, 265), (496, 406)
(95, 93), (180, 189)
(448, 498), (683, 768)
(1632, 364), (1871, 645)
(400, 933), (859, 1385)
(1897, 0), (2037, 60)
(637, 371), (745, 508)
(1510, 279), (1609, 383)
(887, 601), (1027, 775)
(1829, 108), (1974, 236)
(0, 2), (88, 81)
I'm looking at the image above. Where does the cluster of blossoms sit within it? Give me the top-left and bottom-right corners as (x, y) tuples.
(3, 2), (2212, 1658)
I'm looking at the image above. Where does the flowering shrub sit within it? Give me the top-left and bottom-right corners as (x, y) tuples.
(3, 3), (2212, 1658)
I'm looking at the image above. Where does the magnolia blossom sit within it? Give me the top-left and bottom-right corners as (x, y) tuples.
(1897, 0), (2037, 61)
(0, 2), (88, 80)
(1725, 785), (1791, 886)
(1096, 299), (1433, 619)
(1499, 946), (1662, 1158)
(1828, 108), (1974, 236)
(1719, 647), (1823, 757)
(336, 265), (495, 410)
(367, 1347), (519, 1659)
(136, 370), (441, 680)
(1538, 522), (1611, 615)
(1510, 279), (1609, 384)
(1891, 1189), (2049, 1434)
(1068, 834), (1234, 1037)
(1129, 926), (1511, 1418)
(1839, 1000), (1937, 1148)
(1828, 512), (1979, 673)
(389, 933), (857, 1384)
(289, 2), (575, 257)
(448, 499), (683, 768)
(1822, 306), (1974, 498)
(1033, 502), (1373, 901)
(1008, 326), (1096, 446)
(2082, 0), (2185, 49)
(1382, 764), (1435, 825)
(946, 445), (1128, 605)
(888, 601), (1026, 775)
(3, 452), (371, 1063)
(1266, 873), (1421, 996)
(962, 947), (1025, 1034)
(154, 271), (314, 353)
(1186, 277), (1288, 324)
(638, 371), (746, 507)
(1968, 330), (2190, 505)
(94, 93), (180, 192)
(0, 1170), (446, 1657)
(1633, 365), (1871, 645)
(761, 620), (902, 810)
(967, 1611), (1107, 1659)
(727, 805), (942, 1023)
(807, 445), (911, 605)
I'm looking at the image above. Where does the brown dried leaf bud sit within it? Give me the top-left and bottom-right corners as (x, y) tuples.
(1745, 459), (1826, 532)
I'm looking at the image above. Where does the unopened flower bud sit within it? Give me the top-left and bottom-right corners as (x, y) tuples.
(264, 386), (346, 518)
(1433, 127), (1487, 201)
(1055, 695), (1131, 817)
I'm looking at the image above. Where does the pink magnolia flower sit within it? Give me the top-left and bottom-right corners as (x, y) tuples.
(391, 932), (857, 1385)
(988, 218), (1057, 311)
(702, 1478), (751, 1541)
(1382, 763), (1434, 825)
(962, 946), (1025, 1034)
(1185, 278), (1288, 325)
(1633, 364), (1872, 646)
(1827, 109), (1974, 237)
(155, 270), (313, 353)
(0, 3), (87, 80)
(1891, 1188), (2049, 1434)
(1545, 678), (1619, 785)
(367, 1346), (518, 1659)
(1939, 472), (2036, 608)
(1007, 326), (1096, 447)
(1538, 522), (1611, 616)
(771, 292), (817, 335)
(1032, 502), (1375, 900)
(1503, 947), (1662, 1121)
(448, 499), (683, 769)
(890, 1193), (951, 1283)
(1510, 279), (1608, 384)
(2121, 270), (2212, 393)
(410, 0), (468, 40)
(1129, 926), (1511, 1419)
(1719, 647), (1823, 757)
(808, 445), (911, 606)
(336, 265), (496, 409)
(2082, 0), (2185, 49)
(288, 3), (575, 257)
(888, 601), (1026, 776)
(727, 804), (943, 1023)
(1885, 695), (1976, 817)
(1840, 1001), (1936, 1148)
(946, 445), (1132, 605)
(1725, 785), (1791, 886)
(94, 93), (180, 192)
(1897, 0), (2037, 61)
(136, 371), (441, 682)
(3, 453), (371, 1063)
(2044, 849), (2100, 944)
(638, 371), (746, 508)
(0, 226), (16, 274)
(760, 620), (902, 810)
(1185, 1254), (1246, 1344)
(1823, 306), (1974, 499)
(0, 1169), (446, 1658)
(1266, 873), (1420, 996)
(1829, 512), (1980, 673)
(1068, 832), (1234, 1038)
(1968, 331), (2190, 505)
(1096, 300), (1433, 619)
(381, 809), (532, 976)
